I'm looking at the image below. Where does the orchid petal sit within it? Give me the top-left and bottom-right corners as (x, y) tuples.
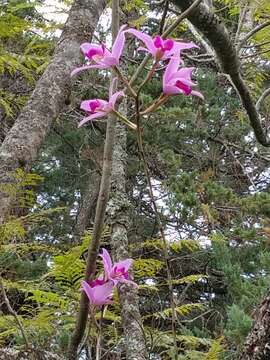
(80, 99), (100, 112)
(126, 29), (156, 56)
(163, 84), (182, 95)
(71, 64), (106, 76)
(111, 25), (127, 62)
(109, 90), (124, 108)
(100, 248), (113, 278)
(173, 67), (194, 80)
(163, 57), (180, 87)
(80, 43), (103, 58)
(170, 76), (195, 87)
(153, 35), (163, 48)
(81, 281), (95, 303)
(163, 39), (174, 51)
(78, 112), (106, 127)
(80, 43), (97, 55)
(80, 99), (108, 112)
(164, 41), (198, 59)
(92, 281), (114, 305)
(173, 41), (198, 53)
(114, 258), (133, 272)
(100, 56), (118, 66)
(137, 46), (150, 53)
(191, 90), (204, 99)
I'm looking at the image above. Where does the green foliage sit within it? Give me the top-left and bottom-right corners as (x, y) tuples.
(133, 258), (163, 278)
(225, 305), (253, 346)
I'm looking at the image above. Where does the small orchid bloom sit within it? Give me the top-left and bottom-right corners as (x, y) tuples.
(125, 29), (197, 62)
(163, 57), (204, 99)
(81, 280), (114, 306)
(100, 248), (137, 287)
(71, 25), (126, 76)
(79, 80), (124, 127)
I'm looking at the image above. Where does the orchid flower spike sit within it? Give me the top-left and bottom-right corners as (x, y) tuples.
(78, 79), (124, 127)
(163, 56), (204, 99)
(71, 25), (127, 76)
(100, 248), (137, 287)
(125, 29), (197, 62)
(81, 280), (114, 307)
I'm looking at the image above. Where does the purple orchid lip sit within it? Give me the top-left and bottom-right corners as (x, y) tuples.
(89, 99), (101, 112)
(175, 80), (192, 96)
(163, 56), (204, 99)
(89, 278), (105, 288)
(87, 47), (104, 59)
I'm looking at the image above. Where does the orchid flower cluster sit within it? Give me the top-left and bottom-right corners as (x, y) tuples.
(72, 25), (203, 128)
(81, 248), (136, 307)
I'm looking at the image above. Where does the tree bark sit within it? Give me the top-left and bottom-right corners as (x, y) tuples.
(0, 0), (108, 224)
(0, 348), (64, 360)
(107, 111), (147, 359)
(239, 288), (270, 360)
(68, 1), (119, 357)
(73, 170), (101, 244)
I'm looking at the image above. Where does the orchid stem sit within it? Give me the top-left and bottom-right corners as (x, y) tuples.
(112, 110), (137, 130)
(95, 306), (105, 360)
(134, 95), (178, 359)
(137, 61), (159, 95)
(113, 66), (137, 98)
(140, 94), (168, 115)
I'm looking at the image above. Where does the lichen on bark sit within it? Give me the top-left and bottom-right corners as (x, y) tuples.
(0, 0), (108, 224)
(108, 113), (147, 359)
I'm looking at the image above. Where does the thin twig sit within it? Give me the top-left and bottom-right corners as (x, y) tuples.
(238, 20), (270, 49)
(0, 276), (29, 347)
(234, 1), (248, 45)
(159, 0), (169, 34)
(134, 96), (178, 359)
(256, 87), (270, 112)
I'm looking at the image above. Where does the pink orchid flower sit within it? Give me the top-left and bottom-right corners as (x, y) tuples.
(100, 248), (137, 287)
(81, 280), (114, 307)
(71, 25), (126, 76)
(78, 80), (124, 127)
(125, 29), (197, 61)
(163, 56), (204, 99)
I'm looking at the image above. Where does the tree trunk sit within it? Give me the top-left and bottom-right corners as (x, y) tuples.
(107, 112), (147, 359)
(0, 0), (108, 224)
(239, 288), (270, 360)
(73, 170), (100, 244)
(0, 348), (64, 360)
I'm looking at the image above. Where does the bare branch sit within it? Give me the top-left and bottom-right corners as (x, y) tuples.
(0, 276), (29, 347)
(173, 0), (270, 147)
(238, 20), (270, 49)
(256, 88), (270, 111)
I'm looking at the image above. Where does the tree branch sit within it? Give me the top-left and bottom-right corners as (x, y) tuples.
(172, 0), (270, 147)
(238, 20), (270, 49)
(256, 88), (270, 111)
